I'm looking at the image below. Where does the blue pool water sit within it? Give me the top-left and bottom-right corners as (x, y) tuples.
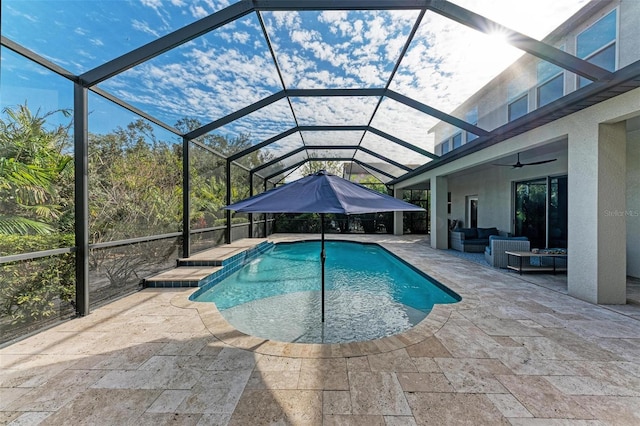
(192, 240), (460, 344)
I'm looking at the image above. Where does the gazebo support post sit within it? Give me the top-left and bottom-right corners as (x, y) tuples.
(321, 213), (326, 323)
(182, 137), (191, 258)
(225, 159), (232, 244)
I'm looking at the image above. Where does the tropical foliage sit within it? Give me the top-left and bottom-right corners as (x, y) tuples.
(0, 104), (73, 236)
(0, 104), (270, 341)
(299, 160), (343, 177)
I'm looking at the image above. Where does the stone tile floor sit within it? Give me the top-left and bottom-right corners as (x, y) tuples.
(2, 234), (639, 425)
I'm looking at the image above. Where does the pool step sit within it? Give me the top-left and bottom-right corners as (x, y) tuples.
(144, 266), (223, 288)
(177, 238), (268, 267)
(144, 238), (272, 289)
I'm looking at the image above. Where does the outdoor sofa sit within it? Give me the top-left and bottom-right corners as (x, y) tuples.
(450, 227), (507, 252)
(484, 235), (530, 268)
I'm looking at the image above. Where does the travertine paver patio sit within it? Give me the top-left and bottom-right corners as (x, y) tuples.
(2, 234), (640, 425)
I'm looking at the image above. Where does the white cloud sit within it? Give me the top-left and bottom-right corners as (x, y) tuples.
(292, 97), (378, 126)
(272, 11), (302, 30)
(4, 4), (38, 23)
(202, 0), (230, 12)
(131, 19), (160, 37)
(190, 5), (209, 19)
(233, 32), (251, 44)
(102, 39), (284, 128)
(140, 0), (163, 11)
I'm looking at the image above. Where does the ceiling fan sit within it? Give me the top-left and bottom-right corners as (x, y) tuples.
(493, 153), (557, 168)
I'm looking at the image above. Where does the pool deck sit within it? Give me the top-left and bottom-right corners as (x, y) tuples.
(2, 234), (640, 425)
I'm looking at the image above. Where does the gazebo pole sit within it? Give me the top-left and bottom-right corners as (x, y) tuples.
(321, 213), (326, 323)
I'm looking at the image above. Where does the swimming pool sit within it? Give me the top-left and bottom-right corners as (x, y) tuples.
(192, 240), (460, 344)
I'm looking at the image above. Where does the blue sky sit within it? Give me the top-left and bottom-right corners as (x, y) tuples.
(1, 0), (588, 179)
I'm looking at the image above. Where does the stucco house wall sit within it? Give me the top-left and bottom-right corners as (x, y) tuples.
(627, 120), (640, 277)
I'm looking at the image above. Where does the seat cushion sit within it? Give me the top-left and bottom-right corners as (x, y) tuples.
(477, 227), (499, 239)
(489, 235), (528, 243)
(459, 228), (478, 239)
(463, 238), (487, 245)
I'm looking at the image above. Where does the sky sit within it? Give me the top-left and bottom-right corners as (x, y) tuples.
(1, 0), (589, 181)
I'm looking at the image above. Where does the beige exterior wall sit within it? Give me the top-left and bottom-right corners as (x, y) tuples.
(616, 0), (640, 68)
(628, 124), (640, 277)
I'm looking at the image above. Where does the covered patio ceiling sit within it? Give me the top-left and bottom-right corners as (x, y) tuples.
(3, 0), (640, 185)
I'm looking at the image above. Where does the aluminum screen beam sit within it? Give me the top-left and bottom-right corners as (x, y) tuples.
(353, 159), (398, 180)
(189, 139), (261, 178)
(190, 88), (385, 140)
(298, 126), (435, 159)
(252, 0), (431, 11)
(264, 159), (308, 181)
(286, 88), (387, 97)
(358, 147), (413, 172)
(367, 127), (438, 159)
(79, 1), (254, 86)
(90, 87), (180, 136)
(262, 156), (399, 182)
(251, 144), (411, 177)
(229, 125), (436, 163)
(182, 86), (479, 156)
(228, 128), (300, 162)
(427, 0), (614, 82)
(2, 36), (78, 82)
(185, 91), (287, 140)
(253, 146), (307, 173)
(289, 88), (479, 139)
(386, 90), (490, 137)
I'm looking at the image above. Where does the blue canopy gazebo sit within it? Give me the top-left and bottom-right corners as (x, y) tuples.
(225, 170), (424, 321)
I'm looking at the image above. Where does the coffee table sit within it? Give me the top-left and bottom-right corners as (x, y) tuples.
(505, 250), (567, 275)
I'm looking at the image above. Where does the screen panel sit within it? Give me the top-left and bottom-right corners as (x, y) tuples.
(97, 13), (282, 128)
(262, 10), (420, 89)
(1, 0), (242, 74)
(291, 96), (379, 126)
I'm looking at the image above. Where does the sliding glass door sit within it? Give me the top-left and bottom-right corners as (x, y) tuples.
(514, 176), (567, 249)
(548, 176), (568, 248)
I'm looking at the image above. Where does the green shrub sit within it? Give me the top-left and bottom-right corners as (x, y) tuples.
(0, 234), (75, 329)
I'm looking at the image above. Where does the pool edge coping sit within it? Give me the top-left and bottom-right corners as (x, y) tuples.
(171, 289), (478, 358)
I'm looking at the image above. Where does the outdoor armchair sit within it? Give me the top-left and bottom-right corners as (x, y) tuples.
(484, 236), (530, 268)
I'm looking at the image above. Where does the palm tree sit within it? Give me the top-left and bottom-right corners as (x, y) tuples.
(0, 104), (72, 235)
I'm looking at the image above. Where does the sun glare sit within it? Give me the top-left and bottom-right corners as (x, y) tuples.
(484, 29), (522, 68)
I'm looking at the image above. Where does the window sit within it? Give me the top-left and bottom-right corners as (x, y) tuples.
(440, 131), (463, 154)
(452, 133), (462, 149)
(508, 94), (528, 122)
(537, 54), (564, 108)
(537, 74), (564, 108)
(577, 9), (617, 88)
(465, 107), (478, 143)
(441, 141), (450, 155)
(577, 44), (616, 88)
